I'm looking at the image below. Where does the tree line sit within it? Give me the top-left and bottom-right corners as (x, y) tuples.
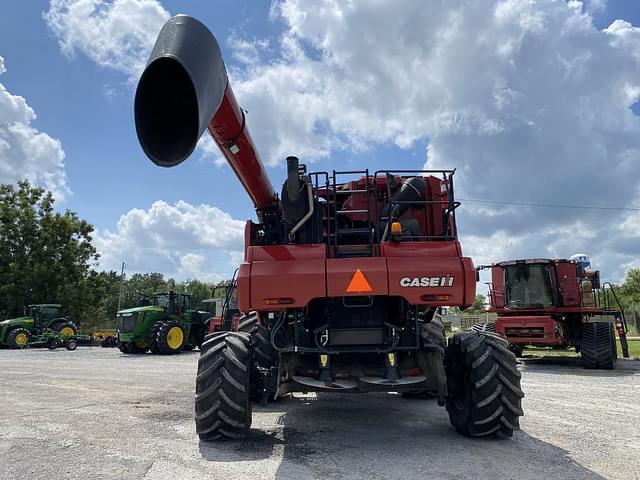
(0, 182), (220, 332)
(1, 181), (639, 332)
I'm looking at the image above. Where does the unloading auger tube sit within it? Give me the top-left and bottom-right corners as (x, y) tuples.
(134, 15), (278, 219)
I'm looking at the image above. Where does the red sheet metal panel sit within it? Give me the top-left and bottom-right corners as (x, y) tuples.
(326, 258), (388, 297)
(387, 256), (469, 306)
(380, 241), (461, 258)
(495, 315), (562, 345)
(246, 245), (327, 311)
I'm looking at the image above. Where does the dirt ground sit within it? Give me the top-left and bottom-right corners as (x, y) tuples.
(0, 348), (638, 480)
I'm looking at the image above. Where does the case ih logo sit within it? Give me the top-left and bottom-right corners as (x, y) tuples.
(400, 276), (454, 287)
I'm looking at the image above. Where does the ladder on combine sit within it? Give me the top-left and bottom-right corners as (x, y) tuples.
(596, 282), (630, 358)
(328, 170), (374, 258)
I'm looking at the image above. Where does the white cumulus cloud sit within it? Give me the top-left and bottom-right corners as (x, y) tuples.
(227, 0), (640, 280)
(44, 0), (640, 280)
(43, 0), (170, 80)
(94, 200), (245, 281)
(0, 56), (69, 199)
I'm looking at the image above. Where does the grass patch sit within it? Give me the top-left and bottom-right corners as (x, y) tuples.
(524, 338), (640, 358)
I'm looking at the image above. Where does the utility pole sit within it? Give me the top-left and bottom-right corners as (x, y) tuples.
(117, 262), (126, 311)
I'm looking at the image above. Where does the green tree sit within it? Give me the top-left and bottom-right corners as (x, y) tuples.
(618, 268), (640, 309)
(120, 272), (168, 309)
(175, 279), (215, 308)
(466, 294), (487, 314)
(0, 181), (98, 321)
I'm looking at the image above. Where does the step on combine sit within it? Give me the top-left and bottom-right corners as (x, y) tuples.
(134, 15), (525, 439)
(484, 257), (630, 368)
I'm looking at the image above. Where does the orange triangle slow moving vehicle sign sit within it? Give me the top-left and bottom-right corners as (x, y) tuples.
(346, 269), (373, 293)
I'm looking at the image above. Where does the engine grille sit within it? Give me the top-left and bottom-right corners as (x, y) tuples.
(116, 313), (137, 333)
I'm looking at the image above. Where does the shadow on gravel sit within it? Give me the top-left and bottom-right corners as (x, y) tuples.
(198, 393), (606, 480)
(521, 356), (640, 376)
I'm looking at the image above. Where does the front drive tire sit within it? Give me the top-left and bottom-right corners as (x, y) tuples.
(445, 331), (524, 438)
(195, 332), (253, 441)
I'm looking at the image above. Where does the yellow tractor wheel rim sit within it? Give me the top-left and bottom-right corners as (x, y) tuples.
(166, 326), (184, 350)
(15, 333), (28, 347)
(60, 326), (75, 336)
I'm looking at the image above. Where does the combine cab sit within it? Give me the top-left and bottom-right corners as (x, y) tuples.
(486, 258), (630, 368)
(134, 15), (524, 439)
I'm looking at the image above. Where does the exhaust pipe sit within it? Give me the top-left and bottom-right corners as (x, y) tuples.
(134, 15), (278, 212)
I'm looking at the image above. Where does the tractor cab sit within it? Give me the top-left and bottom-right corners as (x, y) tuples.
(152, 292), (192, 315)
(26, 304), (65, 331)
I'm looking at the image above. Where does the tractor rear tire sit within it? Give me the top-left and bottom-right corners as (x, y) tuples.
(445, 331), (524, 438)
(7, 328), (31, 349)
(581, 322), (617, 370)
(156, 320), (186, 355)
(52, 321), (78, 337)
(195, 332), (253, 441)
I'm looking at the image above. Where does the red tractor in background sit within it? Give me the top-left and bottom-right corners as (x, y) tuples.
(134, 15), (524, 440)
(485, 258), (629, 369)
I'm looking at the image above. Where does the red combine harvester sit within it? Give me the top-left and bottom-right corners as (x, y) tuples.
(134, 15), (524, 440)
(485, 258), (629, 368)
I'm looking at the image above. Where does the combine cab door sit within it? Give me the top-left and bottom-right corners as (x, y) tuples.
(491, 266), (505, 309)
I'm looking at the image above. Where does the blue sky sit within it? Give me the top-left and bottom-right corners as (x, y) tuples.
(1, 0), (640, 283)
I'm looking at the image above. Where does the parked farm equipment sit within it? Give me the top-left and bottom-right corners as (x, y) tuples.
(116, 291), (212, 354)
(484, 257), (629, 368)
(134, 14), (524, 440)
(0, 304), (77, 349)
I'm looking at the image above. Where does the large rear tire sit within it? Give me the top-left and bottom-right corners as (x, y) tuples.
(237, 313), (275, 368)
(156, 320), (185, 355)
(195, 332), (253, 441)
(445, 331), (524, 438)
(7, 328), (31, 349)
(237, 313), (276, 401)
(581, 322), (617, 370)
(52, 321), (78, 337)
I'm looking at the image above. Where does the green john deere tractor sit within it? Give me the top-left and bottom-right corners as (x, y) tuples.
(0, 304), (78, 349)
(116, 291), (212, 355)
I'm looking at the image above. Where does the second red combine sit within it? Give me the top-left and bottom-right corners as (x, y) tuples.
(134, 15), (524, 440)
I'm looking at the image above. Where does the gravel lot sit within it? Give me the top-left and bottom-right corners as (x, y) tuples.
(0, 348), (638, 480)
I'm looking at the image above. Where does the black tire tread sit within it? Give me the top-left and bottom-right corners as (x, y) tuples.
(7, 328), (31, 349)
(156, 320), (185, 355)
(237, 313), (275, 368)
(581, 322), (617, 370)
(445, 331), (524, 438)
(148, 320), (165, 354)
(195, 332), (252, 441)
(52, 321), (78, 335)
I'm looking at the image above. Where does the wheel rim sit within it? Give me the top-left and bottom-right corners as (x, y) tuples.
(60, 326), (74, 336)
(15, 333), (28, 347)
(167, 326), (184, 349)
